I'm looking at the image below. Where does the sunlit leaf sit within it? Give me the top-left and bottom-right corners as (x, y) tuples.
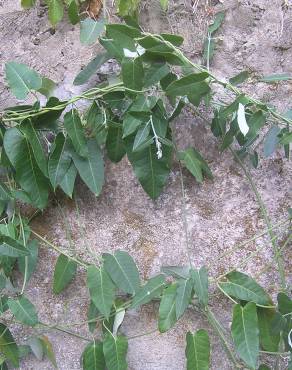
(48, 0), (64, 26)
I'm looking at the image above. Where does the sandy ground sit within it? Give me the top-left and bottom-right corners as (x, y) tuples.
(0, 0), (291, 369)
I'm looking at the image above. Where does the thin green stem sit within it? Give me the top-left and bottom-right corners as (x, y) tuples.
(229, 148), (287, 292)
(31, 230), (88, 268)
(38, 322), (91, 342)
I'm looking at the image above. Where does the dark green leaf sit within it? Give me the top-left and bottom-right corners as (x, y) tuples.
(87, 266), (115, 320)
(126, 138), (172, 199)
(143, 63), (170, 88)
(263, 126), (281, 157)
(103, 334), (128, 370)
(176, 278), (193, 319)
(73, 52), (111, 86)
(80, 18), (105, 45)
(246, 111), (266, 140)
(165, 73), (209, 96)
(191, 267), (209, 307)
(103, 250), (140, 295)
(131, 274), (165, 309)
(219, 271), (272, 306)
(0, 235), (29, 257)
(257, 308), (280, 352)
(82, 340), (105, 370)
(158, 284), (178, 332)
(69, 139), (104, 196)
(277, 292), (292, 315)
(0, 323), (19, 367)
(53, 254), (77, 294)
(4, 128), (49, 209)
(122, 113), (145, 138)
(37, 77), (56, 98)
(258, 365), (271, 370)
(106, 24), (141, 39)
(0, 183), (11, 202)
(68, 0), (79, 25)
(231, 302), (259, 369)
(229, 71), (249, 86)
(279, 131), (292, 145)
(59, 162), (77, 198)
(0, 296), (8, 315)
(161, 33), (183, 46)
(18, 239), (38, 283)
(8, 296), (38, 326)
(179, 148), (212, 183)
(132, 124), (151, 152)
(19, 119), (48, 177)
(48, 0), (64, 26)
(64, 109), (88, 158)
(185, 330), (210, 370)
(121, 58), (144, 91)
(5, 62), (42, 100)
(106, 125), (126, 163)
(87, 301), (99, 333)
(48, 133), (71, 189)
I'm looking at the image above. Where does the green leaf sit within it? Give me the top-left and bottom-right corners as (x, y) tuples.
(260, 73), (292, 83)
(158, 284), (178, 332)
(73, 52), (111, 86)
(106, 24), (141, 39)
(126, 138), (172, 199)
(87, 301), (99, 333)
(87, 266), (115, 320)
(18, 239), (38, 283)
(40, 336), (57, 368)
(8, 296), (38, 326)
(48, 0), (64, 26)
(0, 183), (11, 202)
(279, 131), (292, 145)
(179, 148), (212, 184)
(80, 18), (105, 45)
(19, 119), (48, 177)
(131, 274), (165, 309)
(103, 334), (128, 370)
(37, 77), (56, 98)
(21, 0), (36, 8)
(208, 11), (225, 34)
(160, 0), (168, 11)
(69, 139), (104, 196)
(229, 71), (249, 86)
(257, 308), (280, 352)
(278, 292), (292, 315)
(68, 0), (79, 25)
(4, 128), (49, 209)
(106, 126), (126, 163)
(121, 58), (144, 91)
(176, 278), (193, 319)
(219, 271), (272, 306)
(53, 254), (77, 294)
(5, 62), (42, 100)
(48, 133), (71, 189)
(64, 109), (88, 158)
(144, 63), (169, 88)
(59, 162), (77, 198)
(132, 124), (150, 152)
(82, 340), (105, 370)
(0, 296), (8, 315)
(122, 113), (144, 138)
(185, 330), (210, 370)
(258, 365), (271, 370)
(161, 33), (183, 46)
(0, 235), (29, 257)
(27, 337), (43, 361)
(0, 323), (19, 367)
(116, 0), (139, 17)
(263, 126), (280, 157)
(191, 267), (209, 307)
(231, 302), (259, 369)
(165, 72), (209, 96)
(103, 250), (140, 295)
(161, 265), (190, 279)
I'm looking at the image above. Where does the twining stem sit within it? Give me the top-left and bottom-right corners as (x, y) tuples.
(31, 229), (88, 268)
(204, 307), (242, 368)
(229, 148), (287, 292)
(38, 322), (91, 342)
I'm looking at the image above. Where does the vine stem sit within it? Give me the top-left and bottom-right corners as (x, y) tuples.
(204, 307), (242, 369)
(229, 148), (287, 292)
(31, 230), (88, 268)
(38, 322), (91, 342)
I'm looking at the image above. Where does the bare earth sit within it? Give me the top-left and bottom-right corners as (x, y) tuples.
(0, 0), (291, 369)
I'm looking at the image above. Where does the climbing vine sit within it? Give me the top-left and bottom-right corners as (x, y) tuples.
(0, 15), (291, 370)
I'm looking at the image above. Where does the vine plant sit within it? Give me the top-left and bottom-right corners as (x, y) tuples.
(0, 18), (291, 370)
